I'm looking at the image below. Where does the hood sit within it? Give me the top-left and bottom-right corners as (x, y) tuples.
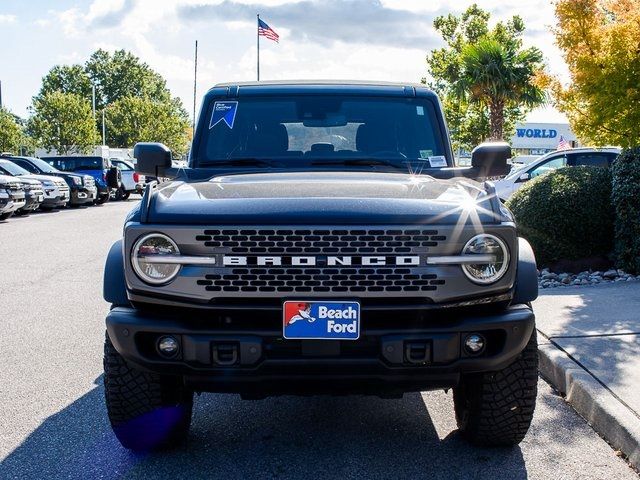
(146, 171), (503, 225)
(17, 176), (43, 187)
(21, 174), (66, 185)
(0, 174), (20, 186)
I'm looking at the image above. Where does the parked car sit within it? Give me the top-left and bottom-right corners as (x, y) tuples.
(494, 147), (621, 201)
(103, 81), (539, 451)
(0, 174), (25, 221)
(41, 156), (121, 204)
(110, 158), (145, 200)
(0, 159), (69, 210)
(2, 155), (97, 206)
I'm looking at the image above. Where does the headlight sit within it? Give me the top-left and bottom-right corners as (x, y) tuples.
(461, 234), (509, 284)
(72, 176), (82, 185)
(132, 233), (181, 285)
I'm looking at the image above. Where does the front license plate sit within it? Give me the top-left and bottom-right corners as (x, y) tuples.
(283, 301), (360, 340)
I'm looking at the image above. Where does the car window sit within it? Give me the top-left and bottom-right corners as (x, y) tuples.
(529, 155), (567, 179)
(112, 160), (133, 171)
(0, 160), (30, 176)
(10, 159), (38, 174)
(197, 95), (448, 169)
(43, 156), (105, 172)
(569, 152), (613, 168)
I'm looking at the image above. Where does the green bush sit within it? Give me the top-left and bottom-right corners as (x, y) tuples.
(612, 148), (640, 274)
(506, 166), (614, 267)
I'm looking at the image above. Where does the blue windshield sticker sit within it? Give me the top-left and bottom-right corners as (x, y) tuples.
(209, 101), (238, 129)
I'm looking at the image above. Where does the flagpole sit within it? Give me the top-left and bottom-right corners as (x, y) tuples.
(256, 13), (260, 81)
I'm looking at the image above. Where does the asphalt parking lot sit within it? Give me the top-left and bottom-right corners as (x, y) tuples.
(0, 200), (638, 480)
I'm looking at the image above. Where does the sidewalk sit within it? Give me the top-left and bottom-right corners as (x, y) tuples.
(533, 282), (640, 469)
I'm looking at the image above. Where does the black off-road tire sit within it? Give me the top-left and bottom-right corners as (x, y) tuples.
(103, 333), (193, 451)
(453, 329), (538, 446)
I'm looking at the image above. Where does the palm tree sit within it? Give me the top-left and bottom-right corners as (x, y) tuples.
(456, 37), (546, 140)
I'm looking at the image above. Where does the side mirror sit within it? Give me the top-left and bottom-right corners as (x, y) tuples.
(134, 143), (172, 178)
(518, 172), (531, 182)
(471, 142), (511, 179)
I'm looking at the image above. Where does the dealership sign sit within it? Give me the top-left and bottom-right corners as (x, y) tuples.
(516, 128), (558, 139)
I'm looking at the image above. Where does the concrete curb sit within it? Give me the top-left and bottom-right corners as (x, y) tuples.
(538, 342), (640, 469)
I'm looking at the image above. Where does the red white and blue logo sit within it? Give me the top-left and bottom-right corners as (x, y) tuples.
(283, 301), (360, 340)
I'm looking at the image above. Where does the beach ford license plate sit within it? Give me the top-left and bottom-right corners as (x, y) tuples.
(283, 301), (360, 340)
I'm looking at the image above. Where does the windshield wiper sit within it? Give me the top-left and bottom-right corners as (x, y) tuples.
(310, 158), (405, 169)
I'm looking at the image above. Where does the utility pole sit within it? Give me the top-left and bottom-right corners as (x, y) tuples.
(257, 14), (260, 81)
(102, 109), (106, 146)
(92, 84), (96, 120)
(193, 40), (198, 136)
(0, 80), (3, 109)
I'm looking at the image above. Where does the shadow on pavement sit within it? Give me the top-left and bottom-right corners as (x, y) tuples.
(0, 376), (528, 480)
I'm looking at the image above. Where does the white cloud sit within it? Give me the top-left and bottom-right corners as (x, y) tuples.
(4, 0), (568, 123)
(0, 14), (17, 24)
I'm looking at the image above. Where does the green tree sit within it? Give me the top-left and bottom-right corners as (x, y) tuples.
(85, 49), (171, 109)
(0, 108), (25, 153)
(552, 0), (640, 148)
(37, 64), (93, 104)
(425, 4), (547, 151)
(105, 96), (190, 156)
(27, 92), (99, 154)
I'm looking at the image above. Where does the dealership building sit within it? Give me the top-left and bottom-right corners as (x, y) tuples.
(510, 122), (580, 156)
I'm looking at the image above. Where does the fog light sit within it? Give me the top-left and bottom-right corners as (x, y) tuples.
(464, 334), (485, 354)
(157, 335), (179, 357)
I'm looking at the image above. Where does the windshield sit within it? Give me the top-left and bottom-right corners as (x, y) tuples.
(196, 95), (448, 169)
(43, 156), (106, 172)
(0, 160), (29, 176)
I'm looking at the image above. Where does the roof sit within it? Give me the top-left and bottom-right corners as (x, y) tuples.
(206, 80), (438, 99)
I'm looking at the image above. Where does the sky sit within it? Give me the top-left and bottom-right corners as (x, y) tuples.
(0, 0), (569, 123)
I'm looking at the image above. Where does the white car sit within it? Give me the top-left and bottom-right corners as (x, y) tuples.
(0, 159), (70, 209)
(494, 147), (621, 201)
(110, 158), (145, 200)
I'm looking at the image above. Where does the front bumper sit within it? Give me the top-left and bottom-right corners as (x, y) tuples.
(0, 191), (26, 214)
(21, 190), (45, 211)
(106, 303), (535, 396)
(70, 186), (97, 205)
(42, 186), (70, 207)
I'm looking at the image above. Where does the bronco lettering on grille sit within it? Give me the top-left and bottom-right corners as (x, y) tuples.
(222, 255), (421, 266)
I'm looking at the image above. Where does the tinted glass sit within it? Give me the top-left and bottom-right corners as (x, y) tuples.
(0, 160), (30, 176)
(571, 153), (612, 168)
(529, 155), (567, 178)
(196, 96), (447, 169)
(112, 159), (133, 170)
(44, 156), (105, 172)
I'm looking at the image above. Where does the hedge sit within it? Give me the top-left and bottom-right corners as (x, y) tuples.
(612, 148), (640, 274)
(506, 166), (614, 267)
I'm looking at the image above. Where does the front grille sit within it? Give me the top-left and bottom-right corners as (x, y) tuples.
(58, 185), (70, 192)
(195, 228), (446, 255)
(197, 267), (445, 293)
(192, 228), (448, 295)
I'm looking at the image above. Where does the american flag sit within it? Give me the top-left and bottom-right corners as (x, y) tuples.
(557, 135), (571, 150)
(258, 18), (279, 42)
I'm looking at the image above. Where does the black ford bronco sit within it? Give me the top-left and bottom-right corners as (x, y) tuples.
(103, 81), (539, 451)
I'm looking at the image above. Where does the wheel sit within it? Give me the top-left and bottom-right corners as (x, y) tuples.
(103, 333), (193, 451)
(95, 194), (110, 205)
(453, 329), (538, 446)
(122, 192), (130, 201)
(0, 212), (14, 221)
(14, 209), (29, 216)
(114, 187), (125, 201)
